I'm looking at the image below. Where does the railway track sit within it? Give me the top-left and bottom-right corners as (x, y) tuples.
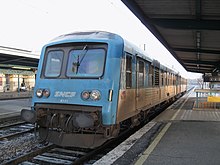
(3, 127), (132, 165)
(0, 121), (35, 141)
(4, 142), (112, 164)
(0, 115), (22, 126)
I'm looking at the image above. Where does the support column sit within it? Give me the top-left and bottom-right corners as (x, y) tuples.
(18, 74), (20, 94)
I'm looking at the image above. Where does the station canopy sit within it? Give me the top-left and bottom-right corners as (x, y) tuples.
(0, 46), (39, 72)
(122, 0), (220, 74)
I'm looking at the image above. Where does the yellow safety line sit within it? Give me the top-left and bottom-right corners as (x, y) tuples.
(134, 122), (171, 165)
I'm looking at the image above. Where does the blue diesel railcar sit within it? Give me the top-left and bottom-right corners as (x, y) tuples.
(21, 31), (187, 148)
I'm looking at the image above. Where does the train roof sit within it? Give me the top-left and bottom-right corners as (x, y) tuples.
(51, 31), (122, 43)
(50, 31), (153, 62)
(123, 39), (153, 63)
(49, 31), (179, 75)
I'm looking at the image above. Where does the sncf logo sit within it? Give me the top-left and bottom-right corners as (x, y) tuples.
(54, 91), (76, 98)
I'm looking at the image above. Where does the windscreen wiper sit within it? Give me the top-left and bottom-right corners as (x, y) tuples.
(72, 45), (88, 74)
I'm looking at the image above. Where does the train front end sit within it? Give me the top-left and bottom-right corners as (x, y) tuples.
(21, 32), (123, 148)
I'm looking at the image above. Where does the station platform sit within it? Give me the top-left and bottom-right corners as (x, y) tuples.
(0, 91), (32, 100)
(95, 89), (220, 165)
(0, 91), (32, 119)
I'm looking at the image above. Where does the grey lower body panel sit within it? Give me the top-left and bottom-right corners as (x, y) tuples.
(39, 128), (109, 148)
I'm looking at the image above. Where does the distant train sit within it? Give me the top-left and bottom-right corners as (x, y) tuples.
(21, 31), (187, 148)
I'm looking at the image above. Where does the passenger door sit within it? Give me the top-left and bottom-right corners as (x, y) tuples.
(136, 58), (145, 110)
(117, 53), (136, 121)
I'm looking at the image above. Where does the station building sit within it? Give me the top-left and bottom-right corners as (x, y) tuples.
(0, 69), (35, 92)
(0, 46), (39, 92)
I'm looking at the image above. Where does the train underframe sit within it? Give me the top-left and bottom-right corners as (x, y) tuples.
(35, 104), (120, 148)
(34, 92), (185, 148)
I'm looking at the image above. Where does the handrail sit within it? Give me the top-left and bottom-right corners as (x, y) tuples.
(194, 88), (220, 108)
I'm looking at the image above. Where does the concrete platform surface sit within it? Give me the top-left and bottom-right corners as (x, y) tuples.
(0, 98), (31, 119)
(0, 91), (32, 100)
(139, 121), (220, 165)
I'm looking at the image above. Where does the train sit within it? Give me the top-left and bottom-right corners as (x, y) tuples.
(21, 31), (187, 148)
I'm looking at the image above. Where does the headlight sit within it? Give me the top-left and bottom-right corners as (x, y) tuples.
(81, 91), (90, 100)
(90, 90), (101, 101)
(36, 89), (43, 98)
(43, 89), (50, 97)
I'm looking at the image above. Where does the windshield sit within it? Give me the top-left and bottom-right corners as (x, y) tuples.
(66, 48), (105, 78)
(44, 50), (63, 77)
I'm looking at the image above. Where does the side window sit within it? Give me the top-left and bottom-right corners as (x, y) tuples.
(126, 55), (132, 88)
(154, 67), (159, 86)
(138, 60), (144, 88)
(173, 75), (176, 85)
(170, 73), (172, 85)
(178, 76), (180, 85)
(172, 74), (174, 85)
(149, 65), (153, 87)
(161, 70), (164, 86)
(165, 72), (167, 86)
(145, 63), (149, 87)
